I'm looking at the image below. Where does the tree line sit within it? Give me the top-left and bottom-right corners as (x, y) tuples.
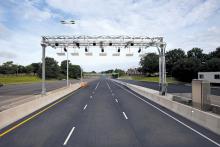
(101, 69), (126, 77)
(140, 47), (220, 82)
(0, 57), (82, 79)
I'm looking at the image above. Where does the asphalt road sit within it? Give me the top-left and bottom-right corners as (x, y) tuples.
(119, 79), (220, 96)
(0, 80), (79, 96)
(0, 78), (219, 147)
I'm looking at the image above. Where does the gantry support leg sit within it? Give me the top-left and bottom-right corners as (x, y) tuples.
(41, 43), (46, 95)
(158, 44), (167, 95)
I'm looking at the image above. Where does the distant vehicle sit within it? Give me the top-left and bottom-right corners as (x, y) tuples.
(198, 72), (220, 84)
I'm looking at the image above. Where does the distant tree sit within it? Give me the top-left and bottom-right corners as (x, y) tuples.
(209, 47), (220, 58)
(25, 65), (33, 74)
(140, 53), (159, 74)
(60, 60), (81, 79)
(0, 61), (17, 74)
(60, 60), (70, 75)
(69, 65), (81, 79)
(114, 69), (125, 77)
(38, 57), (60, 79)
(101, 69), (114, 74)
(31, 63), (41, 75)
(187, 47), (208, 62)
(172, 58), (201, 82)
(200, 58), (220, 72)
(17, 65), (27, 74)
(166, 48), (186, 75)
(91, 71), (96, 73)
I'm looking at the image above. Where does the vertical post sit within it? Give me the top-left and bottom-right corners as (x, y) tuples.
(159, 54), (162, 93)
(67, 49), (69, 86)
(41, 43), (46, 95)
(160, 45), (167, 95)
(80, 67), (83, 83)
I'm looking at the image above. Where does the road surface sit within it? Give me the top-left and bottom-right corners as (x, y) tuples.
(0, 78), (219, 147)
(119, 79), (220, 96)
(0, 80), (79, 96)
(0, 78), (96, 110)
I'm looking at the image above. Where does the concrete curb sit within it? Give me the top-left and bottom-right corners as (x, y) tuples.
(113, 79), (220, 135)
(0, 83), (80, 130)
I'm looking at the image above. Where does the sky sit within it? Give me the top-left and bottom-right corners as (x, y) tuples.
(0, 0), (220, 72)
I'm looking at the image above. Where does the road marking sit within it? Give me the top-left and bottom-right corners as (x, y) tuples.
(83, 104), (87, 110)
(93, 91), (95, 94)
(112, 93), (114, 96)
(115, 99), (118, 103)
(95, 82), (100, 90)
(112, 80), (220, 147)
(122, 112), (128, 119)
(63, 126), (75, 146)
(90, 96), (92, 99)
(0, 93), (73, 137)
(106, 81), (111, 90)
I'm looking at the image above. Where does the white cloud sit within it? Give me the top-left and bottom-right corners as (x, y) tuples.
(0, 0), (220, 71)
(23, 8), (52, 22)
(182, 0), (220, 26)
(8, 0), (53, 22)
(0, 51), (17, 59)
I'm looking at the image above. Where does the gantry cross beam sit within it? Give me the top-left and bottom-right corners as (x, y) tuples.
(41, 35), (165, 48)
(41, 35), (167, 95)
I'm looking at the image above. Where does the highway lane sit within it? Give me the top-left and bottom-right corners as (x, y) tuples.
(0, 78), (96, 110)
(0, 78), (220, 147)
(0, 80), (79, 96)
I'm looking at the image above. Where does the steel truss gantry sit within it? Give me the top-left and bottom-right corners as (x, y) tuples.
(41, 35), (167, 95)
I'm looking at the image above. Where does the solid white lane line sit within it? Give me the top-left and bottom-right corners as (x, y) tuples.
(90, 96), (92, 99)
(122, 112), (128, 119)
(83, 104), (87, 110)
(111, 80), (220, 147)
(115, 99), (118, 103)
(63, 126), (75, 146)
(95, 82), (100, 90)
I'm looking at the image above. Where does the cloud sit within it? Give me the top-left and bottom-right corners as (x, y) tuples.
(182, 0), (220, 26)
(0, 51), (17, 59)
(7, 0), (53, 22)
(0, 0), (220, 71)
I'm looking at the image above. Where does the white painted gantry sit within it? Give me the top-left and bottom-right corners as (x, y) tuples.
(41, 35), (167, 95)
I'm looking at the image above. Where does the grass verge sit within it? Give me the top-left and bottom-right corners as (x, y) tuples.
(0, 75), (55, 85)
(121, 76), (180, 84)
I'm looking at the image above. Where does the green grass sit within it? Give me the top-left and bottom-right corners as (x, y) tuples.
(0, 75), (42, 85)
(121, 76), (180, 83)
